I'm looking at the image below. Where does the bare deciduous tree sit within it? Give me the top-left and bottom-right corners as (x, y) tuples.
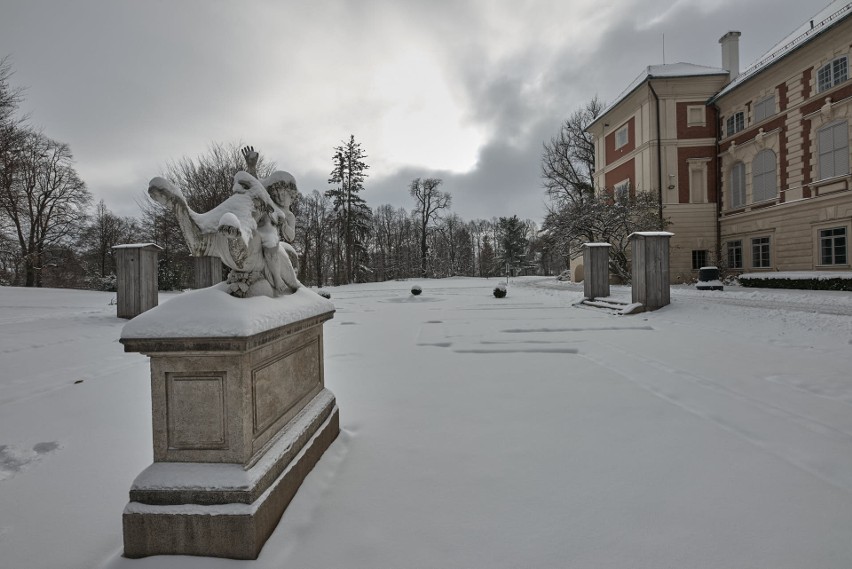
(409, 177), (451, 278)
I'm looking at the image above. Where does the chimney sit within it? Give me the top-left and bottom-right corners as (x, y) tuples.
(719, 31), (741, 81)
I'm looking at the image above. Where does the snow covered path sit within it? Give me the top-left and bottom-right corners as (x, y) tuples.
(1, 279), (852, 568)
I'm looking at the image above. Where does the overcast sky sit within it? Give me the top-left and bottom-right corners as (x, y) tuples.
(0, 0), (828, 224)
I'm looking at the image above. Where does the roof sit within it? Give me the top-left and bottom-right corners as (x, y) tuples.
(711, 0), (852, 102)
(588, 63), (728, 130)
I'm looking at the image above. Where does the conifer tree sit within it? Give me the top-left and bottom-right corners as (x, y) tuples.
(326, 135), (371, 283)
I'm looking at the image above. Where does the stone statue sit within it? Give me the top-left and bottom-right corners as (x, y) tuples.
(148, 147), (302, 297)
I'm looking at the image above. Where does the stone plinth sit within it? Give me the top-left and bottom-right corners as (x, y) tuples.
(113, 243), (162, 319)
(583, 243), (611, 300)
(119, 284), (337, 559)
(630, 231), (674, 311)
(193, 256), (224, 289)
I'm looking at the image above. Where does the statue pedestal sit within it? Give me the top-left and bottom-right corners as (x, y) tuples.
(119, 285), (337, 559)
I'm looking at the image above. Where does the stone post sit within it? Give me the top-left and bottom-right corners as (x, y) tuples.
(193, 256), (224, 289)
(583, 243), (611, 300)
(112, 243), (162, 319)
(630, 232), (673, 311)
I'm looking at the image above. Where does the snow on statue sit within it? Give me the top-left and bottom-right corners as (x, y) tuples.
(148, 146), (302, 297)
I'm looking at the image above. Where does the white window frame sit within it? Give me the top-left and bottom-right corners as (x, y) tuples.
(817, 120), (849, 180)
(615, 124), (629, 149)
(754, 95), (775, 123)
(730, 161), (746, 208)
(752, 149), (777, 203)
(819, 227), (847, 266)
(751, 236), (771, 269)
(818, 56), (848, 92)
(614, 179), (630, 200)
(727, 240), (743, 269)
(726, 112), (745, 137)
(687, 105), (706, 127)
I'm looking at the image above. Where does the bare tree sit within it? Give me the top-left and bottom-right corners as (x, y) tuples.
(78, 199), (140, 281)
(409, 177), (451, 278)
(0, 129), (91, 286)
(541, 96), (602, 206)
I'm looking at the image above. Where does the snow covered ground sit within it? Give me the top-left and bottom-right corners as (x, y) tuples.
(2, 277), (852, 569)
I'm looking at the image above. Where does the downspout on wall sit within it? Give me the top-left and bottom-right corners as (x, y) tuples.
(712, 103), (722, 265)
(648, 81), (664, 229)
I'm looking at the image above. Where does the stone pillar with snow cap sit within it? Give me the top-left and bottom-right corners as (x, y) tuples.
(630, 231), (674, 311)
(119, 148), (339, 560)
(583, 242), (611, 300)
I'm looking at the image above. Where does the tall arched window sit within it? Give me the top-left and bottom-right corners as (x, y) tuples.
(752, 149), (777, 202)
(730, 162), (745, 208)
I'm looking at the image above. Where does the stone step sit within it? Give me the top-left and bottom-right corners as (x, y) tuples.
(576, 298), (645, 315)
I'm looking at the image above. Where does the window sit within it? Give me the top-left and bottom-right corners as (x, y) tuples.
(687, 105), (705, 127)
(614, 180), (630, 200)
(752, 237), (771, 268)
(752, 149), (777, 202)
(754, 95), (775, 122)
(818, 120), (849, 179)
(727, 240), (743, 269)
(726, 112), (744, 137)
(818, 56), (848, 92)
(615, 124), (629, 149)
(730, 162), (746, 208)
(820, 227), (847, 265)
(692, 250), (708, 270)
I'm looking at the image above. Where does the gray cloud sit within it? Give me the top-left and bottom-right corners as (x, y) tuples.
(0, 0), (823, 224)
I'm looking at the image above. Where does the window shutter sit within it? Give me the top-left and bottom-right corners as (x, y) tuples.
(834, 122), (849, 176)
(819, 125), (835, 178)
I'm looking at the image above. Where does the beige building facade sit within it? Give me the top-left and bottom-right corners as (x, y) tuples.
(586, 1), (852, 281)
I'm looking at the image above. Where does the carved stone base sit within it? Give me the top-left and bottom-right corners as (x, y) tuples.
(123, 390), (339, 559)
(119, 287), (337, 559)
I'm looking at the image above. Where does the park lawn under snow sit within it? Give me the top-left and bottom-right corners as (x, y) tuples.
(2, 277), (852, 569)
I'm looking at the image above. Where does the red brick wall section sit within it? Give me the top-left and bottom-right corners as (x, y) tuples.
(801, 81), (852, 115)
(604, 158), (635, 195)
(779, 125), (788, 203)
(676, 102), (715, 139)
(605, 116), (635, 165)
(719, 115), (786, 151)
(802, 119), (812, 198)
(778, 81), (788, 112)
(677, 147), (717, 204)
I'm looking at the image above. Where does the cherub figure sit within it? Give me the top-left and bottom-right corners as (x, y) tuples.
(242, 146), (301, 294)
(147, 147), (302, 297)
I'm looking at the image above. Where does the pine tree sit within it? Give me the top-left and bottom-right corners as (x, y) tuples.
(497, 215), (528, 276)
(326, 135), (371, 283)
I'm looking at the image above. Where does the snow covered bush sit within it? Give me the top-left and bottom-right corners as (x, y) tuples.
(411, 285), (422, 296)
(493, 283), (507, 298)
(317, 289), (331, 299)
(739, 271), (852, 291)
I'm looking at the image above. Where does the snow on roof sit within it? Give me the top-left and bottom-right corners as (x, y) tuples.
(584, 242), (612, 247)
(112, 243), (163, 250)
(629, 231), (675, 238)
(712, 0), (852, 101)
(590, 63), (728, 129)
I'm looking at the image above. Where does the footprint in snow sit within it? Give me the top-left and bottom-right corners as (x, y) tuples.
(0, 441), (60, 482)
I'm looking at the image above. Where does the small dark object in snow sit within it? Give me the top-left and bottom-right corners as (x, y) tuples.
(696, 266), (723, 291)
(317, 289), (331, 299)
(411, 285), (422, 296)
(74, 379), (84, 384)
(493, 284), (507, 298)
